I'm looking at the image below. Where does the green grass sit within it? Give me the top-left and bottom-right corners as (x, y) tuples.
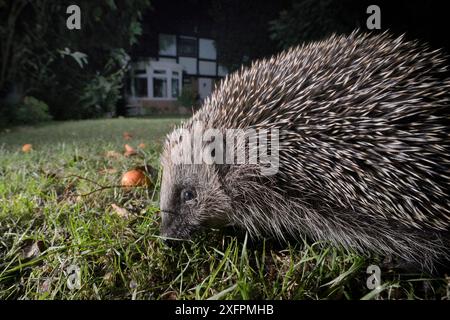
(0, 118), (448, 300)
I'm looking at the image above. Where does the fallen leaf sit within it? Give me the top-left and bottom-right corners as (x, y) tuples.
(39, 278), (52, 294)
(99, 168), (118, 174)
(22, 144), (33, 153)
(103, 272), (114, 282)
(129, 280), (138, 289)
(21, 240), (46, 259)
(138, 142), (146, 149)
(105, 150), (122, 159)
(39, 168), (59, 179)
(111, 203), (131, 219)
(123, 132), (133, 140)
(162, 291), (178, 300)
(124, 144), (137, 157)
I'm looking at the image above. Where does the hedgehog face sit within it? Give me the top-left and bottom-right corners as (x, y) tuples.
(159, 163), (232, 241)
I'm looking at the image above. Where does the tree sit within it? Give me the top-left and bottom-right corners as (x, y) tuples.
(269, 0), (450, 55)
(269, 0), (368, 49)
(0, 0), (150, 122)
(209, 0), (287, 72)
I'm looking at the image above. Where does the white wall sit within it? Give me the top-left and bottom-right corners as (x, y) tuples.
(179, 57), (197, 75)
(199, 61), (216, 76)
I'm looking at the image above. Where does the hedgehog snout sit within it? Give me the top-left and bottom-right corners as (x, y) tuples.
(160, 210), (198, 243)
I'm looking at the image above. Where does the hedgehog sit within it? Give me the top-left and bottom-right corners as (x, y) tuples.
(159, 31), (450, 272)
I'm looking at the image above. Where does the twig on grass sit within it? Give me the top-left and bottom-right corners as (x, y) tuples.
(62, 174), (146, 197)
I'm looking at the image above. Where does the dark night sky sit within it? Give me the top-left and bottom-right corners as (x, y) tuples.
(133, 0), (450, 59)
(373, 0), (450, 54)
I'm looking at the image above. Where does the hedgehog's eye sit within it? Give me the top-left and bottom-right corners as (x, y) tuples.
(181, 189), (196, 203)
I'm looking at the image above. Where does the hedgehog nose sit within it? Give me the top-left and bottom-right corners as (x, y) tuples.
(160, 228), (180, 247)
(161, 235), (184, 249)
(163, 238), (179, 248)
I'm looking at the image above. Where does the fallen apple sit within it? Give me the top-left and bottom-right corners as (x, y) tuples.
(22, 144), (33, 153)
(121, 169), (152, 189)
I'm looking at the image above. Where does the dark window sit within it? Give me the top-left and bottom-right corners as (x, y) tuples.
(153, 78), (167, 98)
(125, 77), (131, 95)
(159, 34), (176, 56)
(172, 79), (179, 98)
(183, 77), (192, 85)
(178, 37), (197, 57)
(134, 69), (146, 76)
(135, 78), (148, 97)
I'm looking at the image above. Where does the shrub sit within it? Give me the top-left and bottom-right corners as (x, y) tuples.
(177, 87), (199, 109)
(79, 74), (121, 118)
(13, 96), (52, 125)
(78, 49), (129, 118)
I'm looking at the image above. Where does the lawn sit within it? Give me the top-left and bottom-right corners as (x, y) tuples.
(0, 118), (448, 300)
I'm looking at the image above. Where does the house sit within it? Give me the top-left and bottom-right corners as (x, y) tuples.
(126, 0), (228, 115)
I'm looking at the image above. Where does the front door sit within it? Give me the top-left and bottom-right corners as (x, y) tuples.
(198, 78), (213, 100)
